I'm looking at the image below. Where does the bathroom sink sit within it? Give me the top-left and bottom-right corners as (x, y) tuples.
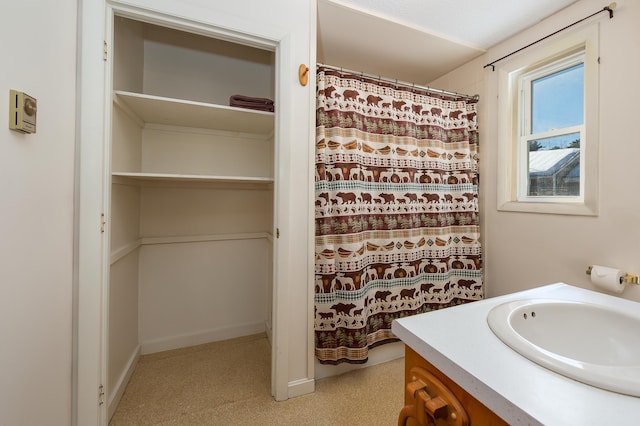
(487, 298), (640, 397)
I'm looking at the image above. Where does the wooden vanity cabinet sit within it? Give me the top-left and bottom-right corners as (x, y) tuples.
(401, 346), (508, 426)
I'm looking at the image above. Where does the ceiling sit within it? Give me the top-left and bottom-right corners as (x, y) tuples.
(317, 0), (579, 84)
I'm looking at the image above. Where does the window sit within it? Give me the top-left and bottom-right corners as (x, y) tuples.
(496, 26), (599, 215)
(519, 55), (584, 201)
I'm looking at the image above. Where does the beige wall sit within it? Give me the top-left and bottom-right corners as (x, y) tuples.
(0, 0), (77, 425)
(431, 0), (640, 302)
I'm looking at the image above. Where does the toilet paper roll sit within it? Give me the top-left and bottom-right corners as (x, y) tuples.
(590, 265), (625, 293)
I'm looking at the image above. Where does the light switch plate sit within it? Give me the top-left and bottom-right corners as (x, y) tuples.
(9, 90), (37, 134)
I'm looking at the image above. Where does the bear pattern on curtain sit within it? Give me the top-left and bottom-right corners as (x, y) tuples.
(314, 66), (483, 365)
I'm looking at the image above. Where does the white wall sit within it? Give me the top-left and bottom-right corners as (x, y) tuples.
(431, 0), (640, 303)
(138, 238), (270, 353)
(0, 1), (77, 425)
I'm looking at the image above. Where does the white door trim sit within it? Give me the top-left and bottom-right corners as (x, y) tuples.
(74, 0), (109, 423)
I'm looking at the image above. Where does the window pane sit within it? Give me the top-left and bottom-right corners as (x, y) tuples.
(527, 133), (580, 196)
(531, 64), (584, 134)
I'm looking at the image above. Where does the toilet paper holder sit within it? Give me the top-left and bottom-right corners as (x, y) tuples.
(586, 266), (639, 285)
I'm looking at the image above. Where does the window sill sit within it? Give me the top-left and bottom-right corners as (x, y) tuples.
(497, 200), (598, 216)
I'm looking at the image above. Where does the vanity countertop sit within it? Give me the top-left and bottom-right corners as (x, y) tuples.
(392, 283), (640, 426)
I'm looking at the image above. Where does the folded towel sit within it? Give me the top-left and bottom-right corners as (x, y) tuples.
(230, 95), (275, 112)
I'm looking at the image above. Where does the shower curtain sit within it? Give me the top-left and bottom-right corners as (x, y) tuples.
(314, 66), (483, 364)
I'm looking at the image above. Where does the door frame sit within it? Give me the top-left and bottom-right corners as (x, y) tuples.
(74, 2), (292, 424)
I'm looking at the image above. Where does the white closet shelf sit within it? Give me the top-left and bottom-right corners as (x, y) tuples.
(112, 172), (274, 185)
(114, 91), (274, 134)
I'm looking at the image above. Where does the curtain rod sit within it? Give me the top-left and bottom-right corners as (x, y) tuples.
(317, 63), (480, 102)
(484, 2), (617, 71)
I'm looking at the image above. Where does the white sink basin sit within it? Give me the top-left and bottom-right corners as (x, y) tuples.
(487, 298), (640, 397)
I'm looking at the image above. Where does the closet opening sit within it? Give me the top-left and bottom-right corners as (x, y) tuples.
(106, 14), (277, 420)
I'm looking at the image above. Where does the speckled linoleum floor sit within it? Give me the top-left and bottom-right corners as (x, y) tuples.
(109, 334), (404, 425)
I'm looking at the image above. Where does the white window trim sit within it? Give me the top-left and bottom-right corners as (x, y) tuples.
(496, 24), (599, 216)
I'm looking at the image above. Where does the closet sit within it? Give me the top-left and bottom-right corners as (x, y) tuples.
(107, 15), (276, 414)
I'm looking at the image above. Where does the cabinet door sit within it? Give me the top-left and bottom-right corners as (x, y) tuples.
(403, 346), (509, 426)
(400, 365), (469, 426)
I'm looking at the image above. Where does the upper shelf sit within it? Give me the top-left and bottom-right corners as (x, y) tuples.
(114, 91), (274, 134)
(112, 172), (274, 185)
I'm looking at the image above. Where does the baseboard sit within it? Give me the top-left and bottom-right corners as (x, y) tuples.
(108, 344), (141, 420)
(140, 321), (267, 354)
(265, 320), (273, 346)
(288, 378), (315, 398)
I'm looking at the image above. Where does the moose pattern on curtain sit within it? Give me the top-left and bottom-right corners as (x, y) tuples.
(314, 66), (483, 364)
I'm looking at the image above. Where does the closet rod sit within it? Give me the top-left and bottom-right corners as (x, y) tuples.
(317, 64), (480, 102)
(484, 2), (617, 71)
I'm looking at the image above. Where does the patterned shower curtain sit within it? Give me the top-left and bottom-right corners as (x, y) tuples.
(314, 66), (483, 364)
